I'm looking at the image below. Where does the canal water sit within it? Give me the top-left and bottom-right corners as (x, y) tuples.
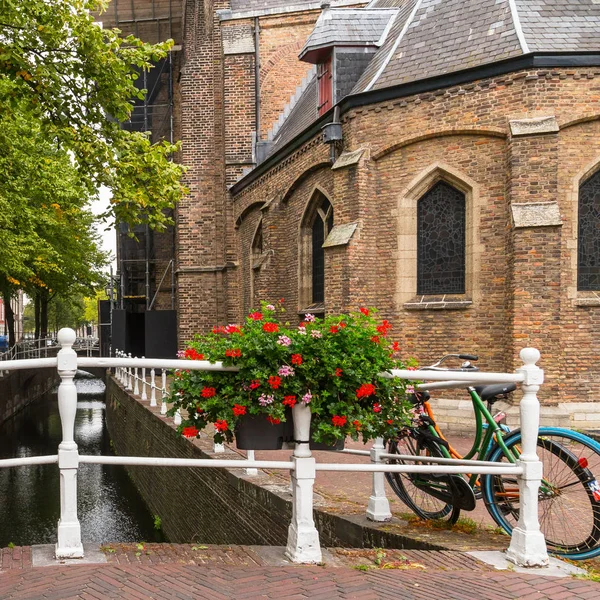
(0, 373), (163, 547)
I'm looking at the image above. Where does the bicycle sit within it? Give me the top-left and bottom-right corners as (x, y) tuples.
(385, 353), (600, 560)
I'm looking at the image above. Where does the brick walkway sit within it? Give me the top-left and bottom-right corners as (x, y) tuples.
(1, 545), (599, 599)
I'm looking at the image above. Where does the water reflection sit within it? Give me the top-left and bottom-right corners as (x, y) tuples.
(0, 376), (163, 547)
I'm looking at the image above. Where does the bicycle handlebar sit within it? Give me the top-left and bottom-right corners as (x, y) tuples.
(421, 353), (480, 371)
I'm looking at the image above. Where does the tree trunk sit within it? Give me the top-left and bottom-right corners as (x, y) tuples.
(34, 293), (41, 339)
(40, 290), (49, 339)
(2, 290), (16, 348)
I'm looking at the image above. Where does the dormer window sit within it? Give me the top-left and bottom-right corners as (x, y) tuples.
(317, 55), (333, 116)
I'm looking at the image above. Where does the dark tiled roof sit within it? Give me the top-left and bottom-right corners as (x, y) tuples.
(270, 76), (318, 153)
(517, 0), (600, 53)
(354, 0), (600, 92)
(299, 8), (398, 61)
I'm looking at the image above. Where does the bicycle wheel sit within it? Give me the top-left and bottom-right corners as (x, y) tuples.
(386, 434), (460, 523)
(482, 428), (600, 559)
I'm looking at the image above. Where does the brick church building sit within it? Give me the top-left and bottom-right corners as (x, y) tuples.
(105, 1), (600, 427)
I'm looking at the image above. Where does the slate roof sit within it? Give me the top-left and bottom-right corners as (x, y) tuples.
(299, 8), (398, 62)
(270, 76), (318, 154)
(354, 0), (600, 93)
(517, 0), (600, 53)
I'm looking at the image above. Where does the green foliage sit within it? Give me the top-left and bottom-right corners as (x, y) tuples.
(7, 542), (15, 549)
(169, 301), (412, 446)
(0, 0), (186, 230)
(153, 515), (162, 531)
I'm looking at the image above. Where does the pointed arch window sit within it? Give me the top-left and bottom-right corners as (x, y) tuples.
(300, 192), (333, 311)
(578, 170), (600, 291)
(417, 181), (466, 295)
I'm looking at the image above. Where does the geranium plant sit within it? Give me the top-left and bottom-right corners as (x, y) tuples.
(168, 301), (413, 446)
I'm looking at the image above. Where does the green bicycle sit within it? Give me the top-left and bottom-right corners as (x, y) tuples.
(385, 354), (600, 560)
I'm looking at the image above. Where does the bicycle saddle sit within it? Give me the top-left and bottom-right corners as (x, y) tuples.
(474, 383), (516, 403)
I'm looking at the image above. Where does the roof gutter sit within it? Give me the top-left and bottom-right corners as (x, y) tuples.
(230, 52), (600, 196)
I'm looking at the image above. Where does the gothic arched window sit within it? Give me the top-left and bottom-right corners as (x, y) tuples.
(578, 170), (600, 290)
(300, 192), (333, 311)
(417, 181), (466, 295)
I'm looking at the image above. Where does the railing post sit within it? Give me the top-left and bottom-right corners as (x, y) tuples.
(133, 362), (140, 396)
(126, 353), (133, 391)
(174, 408), (182, 426)
(366, 437), (392, 521)
(55, 328), (84, 559)
(285, 402), (322, 563)
(150, 368), (157, 407)
(506, 347), (549, 568)
(141, 360), (147, 401)
(245, 450), (258, 476)
(160, 371), (168, 415)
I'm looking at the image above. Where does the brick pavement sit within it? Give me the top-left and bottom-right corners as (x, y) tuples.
(1, 544), (599, 599)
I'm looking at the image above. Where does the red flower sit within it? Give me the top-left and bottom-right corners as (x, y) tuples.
(371, 336), (380, 344)
(196, 407), (204, 413)
(377, 320), (392, 336)
(225, 348), (242, 358)
(182, 426), (199, 438)
(373, 403), (382, 413)
(334, 368), (343, 377)
(360, 307), (369, 316)
(249, 379), (261, 390)
(233, 404), (247, 416)
(201, 387), (216, 398)
(212, 325), (227, 334)
(391, 341), (400, 352)
(330, 325), (339, 334)
(214, 420), (228, 432)
(263, 322), (279, 333)
(299, 321), (308, 328)
(225, 324), (242, 334)
(352, 420), (361, 431)
(184, 348), (204, 360)
(268, 375), (281, 389)
(339, 322), (347, 328)
(248, 312), (263, 321)
(291, 354), (303, 366)
(283, 395), (297, 408)
(279, 298), (285, 303)
(267, 416), (281, 425)
(356, 383), (376, 398)
(387, 419), (394, 425)
(331, 415), (347, 427)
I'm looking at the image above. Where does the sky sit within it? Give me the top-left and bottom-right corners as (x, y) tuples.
(91, 186), (117, 273)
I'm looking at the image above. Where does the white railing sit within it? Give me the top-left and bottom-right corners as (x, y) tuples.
(0, 328), (549, 567)
(0, 336), (99, 361)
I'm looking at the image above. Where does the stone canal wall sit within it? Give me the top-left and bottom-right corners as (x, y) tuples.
(105, 376), (443, 550)
(0, 368), (58, 426)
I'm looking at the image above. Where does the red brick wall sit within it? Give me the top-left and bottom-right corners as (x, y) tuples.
(230, 68), (600, 404)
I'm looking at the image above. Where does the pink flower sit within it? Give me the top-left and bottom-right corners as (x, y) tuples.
(304, 313), (316, 322)
(266, 304), (275, 311)
(277, 335), (292, 346)
(258, 394), (274, 406)
(310, 330), (322, 338)
(278, 365), (295, 377)
(301, 391), (312, 404)
(177, 350), (185, 358)
(298, 326), (307, 335)
(406, 385), (415, 394)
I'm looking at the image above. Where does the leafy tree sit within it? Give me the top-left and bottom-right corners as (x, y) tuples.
(0, 0), (186, 230)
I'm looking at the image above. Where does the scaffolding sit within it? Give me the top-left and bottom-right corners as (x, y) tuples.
(102, 0), (181, 312)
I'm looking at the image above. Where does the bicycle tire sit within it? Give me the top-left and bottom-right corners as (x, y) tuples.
(482, 427), (600, 559)
(386, 435), (460, 523)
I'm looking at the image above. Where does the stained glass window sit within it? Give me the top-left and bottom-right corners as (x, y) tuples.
(578, 170), (600, 290)
(311, 196), (333, 304)
(417, 181), (466, 295)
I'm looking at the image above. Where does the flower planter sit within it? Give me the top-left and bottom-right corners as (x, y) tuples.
(309, 438), (345, 451)
(235, 413), (292, 450)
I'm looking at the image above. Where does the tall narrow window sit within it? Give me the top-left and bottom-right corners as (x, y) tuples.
(578, 170), (600, 290)
(251, 221), (265, 307)
(417, 181), (466, 295)
(300, 192), (333, 311)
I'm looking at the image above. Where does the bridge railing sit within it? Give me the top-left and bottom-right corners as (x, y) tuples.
(0, 328), (548, 567)
(0, 336), (100, 362)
